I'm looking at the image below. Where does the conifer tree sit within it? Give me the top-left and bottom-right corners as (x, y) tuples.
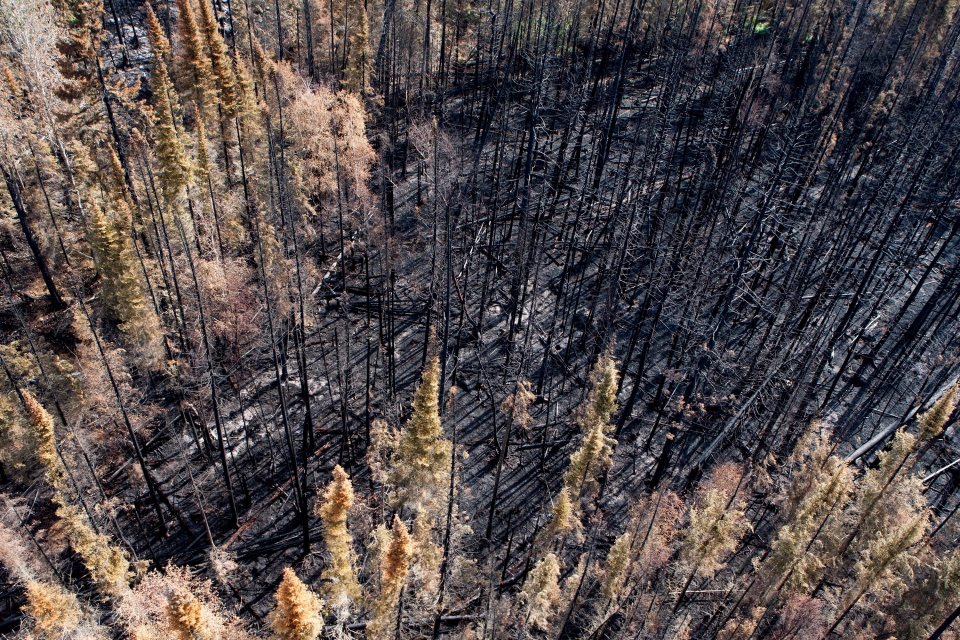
(120, 564), (246, 640)
(563, 352), (619, 505)
(837, 396), (951, 562)
(22, 389), (61, 487)
(601, 530), (633, 601)
(47, 0), (137, 191)
(896, 547), (960, 639)
(24, 389), (133, 597)
(249, 39), (275, 106)
(87, 183), (164, 369)
(57, 501), (133, 596)
(591, 491), (683, 634)
(194, 113), (213, 186)
(674, 463), (750, 610)
(144, 3), (170, 61)
(827, 509), (929, 636)
(520, 553), (562, 632)
(757, 425), (854, 597)
(268, 568), (325, 640)
(196, 0), (237, 117)
(821, 414), (938, 635)
(23, 579), (82, 638)
(917, 384), (957, 441)
(175, 0), (214, 117)
(367, 515), (413, 640)
(582, 351), (619, 428)
(317, 465), (362, 608)
(193, 114), (219, 249)
(842, 386), (956, 557)
(388, 357), (451, 515)
(146, 4), (190, 205)
(192, 107), (243, 250)
(1, 515), (106, 639)
(232, 51), (257, 115)
(563, 424), (615, 506)
(167, 587), (215, 640)
(557, 553), (588, 623)
(252, 209), (292, 322)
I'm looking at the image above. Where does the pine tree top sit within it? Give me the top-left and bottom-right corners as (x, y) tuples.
(269, 568), (325, 640)
(23, 580), (82, 638)
(196, 0), (237, 116)
(166, 587), (211, 640)
(318, 465), (362, 607)
(319, 464), (354, 528)
(174, 0), (213, 114)
(582, 352), (619, 431)
(21, 389), (59, 486)
(144, 4), (170, 61)
(917, 384), (957, 442)
(388, 357), (452, 514)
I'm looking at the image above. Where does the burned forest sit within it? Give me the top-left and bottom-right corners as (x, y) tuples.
(1, 0), (960, 637)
